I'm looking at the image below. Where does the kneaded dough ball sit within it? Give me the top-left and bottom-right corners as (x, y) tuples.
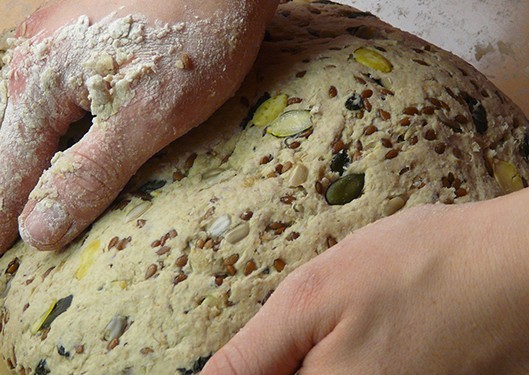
(1, 1), (529, 373)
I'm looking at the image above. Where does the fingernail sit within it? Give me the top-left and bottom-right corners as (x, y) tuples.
(21, 199), (71, 248)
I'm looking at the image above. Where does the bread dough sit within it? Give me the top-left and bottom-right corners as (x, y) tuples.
(1, 1), (529, 373)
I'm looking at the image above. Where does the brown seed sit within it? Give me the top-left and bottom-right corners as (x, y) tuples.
(421, 106), (436, 115)
(23, 303), (30, 312)
(156, 246), (171, 256)
(224, 254), (240, 266)
(275, 164), (283, 174)
(151, 239), (162, 248)
(268, 222), (284, 230)
(42, 267), (55, 280)
(455, 114), (468, 124)
(168, 229), (178, 238)
(240, 210), (254, 221)
(196, 238), (205, 249)
(363, 98), (372, 112)
(145, 264), (158, 280)
(173, 273), (188, 285)
(215, 276), (224, 286)
(364, 125), (378, 135)
(381, 138), (393, 148)
(326, 236), (338, 248)
(107, 338), (119, 351)
(204, 239), (214, 249)
(455, 188), (468, 198)
(403, 107), (420, 116)
(175, 255), (188, 268)
(434, 143), (446, 154)
(226, 265), (237, 276)
(41, 329), (49, 341)
(140, 347), (154, 355)
(361, 89), (373, 99)
(441, 176), (451, 188)
(413, 59), (429, 66)
(453, 178), (462, 190)
(315, 181), (324, 195)
(184, 153), (197, 170)
(428, 98), (443, 108)
(244, 260), (257, 276)
(409, 136), (418, 145)
(287, 97), (303, 106)
(108, 236), (119, 250)
(424, 129), (437, 141)
(115, 238), (128, 251)
(385, 149), (399, 159)
(282, 161), (293, 173)
(379, 88), (394, 96)
(273, 258), (286, 272)
(6, 258), (19, 275)
(173, 170), (185, 182)
(280, 195), (296, 204)
(137, 219), (147, 228)
(378, 109), (391, 121)
(295, 71), (307, 78)
(332, 140), (346, 154)
(328, 86), (338, 98)
(286, 232), (300, 241)
(288, 141), (301, 149)
(299, 128), (314, 138)
(354, 76), (367, 84)
(399, 117), (411, 126)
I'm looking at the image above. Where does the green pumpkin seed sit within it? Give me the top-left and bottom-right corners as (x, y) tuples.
(493, 160), (524, 194)
(251, 94), (288, 126)
(325, 174), (365, 205)
(267, 110), (312, 138)
(353, 48), (393, 73)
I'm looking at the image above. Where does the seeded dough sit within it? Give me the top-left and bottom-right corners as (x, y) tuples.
(2, 1), (529, 374)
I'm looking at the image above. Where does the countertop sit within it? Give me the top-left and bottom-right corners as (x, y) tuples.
(0, 0), (527, 373)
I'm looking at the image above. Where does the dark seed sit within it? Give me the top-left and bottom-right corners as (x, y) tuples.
(378, 109), (391, 121)
(108, 237), (119, 250)
(332, 139), (346, 154)
(325, 174), (365, 205)
(345, 93), (363, 111)
(455, 188), (468, 197)
(364, 125), (377, 135)
(173, 273), (188, 285)
(331, 150), (350, 176)
(273, 259), (286, 272)
(6, 258), (19, 275)
(421, 106), (436, 115)
(240, 210), (253, 221)
(175, 255), (188, 268)
(361, 89), (373, 99)
(385, 149), (399, 159)
(381, 138), (393, 148)
(287, 97), (303, 106)
(521, 134), (529, 159)
(329, 86), (338, 98)
(463, 94), (488, 134)
(403, 107), (420, 116)
(434, 143), (446, 154)
(326, 236), (338, 248)
(244, 260), (257, 276)
(424, 129), (437, 141)
(296, 71), (307, 78)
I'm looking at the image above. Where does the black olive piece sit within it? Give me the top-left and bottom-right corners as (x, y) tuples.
(463, 94), (488, 134)
(345, 93), (363, 111)
(177, 354), (213, 375)
(35, 360), (51, 375)
(331, 150), (350, 176)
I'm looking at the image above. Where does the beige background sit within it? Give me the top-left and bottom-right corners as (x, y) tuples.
(0, 0), (528, 373)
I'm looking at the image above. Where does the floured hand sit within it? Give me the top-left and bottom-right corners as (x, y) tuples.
(0, 0), (279, 252)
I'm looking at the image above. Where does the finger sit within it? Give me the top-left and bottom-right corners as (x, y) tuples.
(0, 56), (82, 253)
(202, 266), (338, 375)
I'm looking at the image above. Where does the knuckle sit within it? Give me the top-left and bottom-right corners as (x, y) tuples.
(206, 341), (254, 375)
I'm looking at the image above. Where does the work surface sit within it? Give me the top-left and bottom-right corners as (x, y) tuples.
(0, 0), (527, 373)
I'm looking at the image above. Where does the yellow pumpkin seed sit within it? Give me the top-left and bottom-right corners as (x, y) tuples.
(252, 94), (288, 126)
(493, 160), (524, 194)
(353, 48), (393, 73)
(75, 240), (102, 280)
(31, 299), (58, 335)
(267, 110), (312, 138)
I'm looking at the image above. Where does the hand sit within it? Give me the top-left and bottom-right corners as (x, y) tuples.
(0, 0), (279, 252)
(203, 190), (529, 374)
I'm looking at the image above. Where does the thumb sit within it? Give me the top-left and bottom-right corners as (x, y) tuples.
(202, 269), (334, 375)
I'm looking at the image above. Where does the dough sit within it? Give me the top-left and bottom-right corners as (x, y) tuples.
(1, 1), (529, 373)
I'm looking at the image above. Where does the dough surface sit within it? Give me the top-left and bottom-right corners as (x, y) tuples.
(1, 1), (529, 374)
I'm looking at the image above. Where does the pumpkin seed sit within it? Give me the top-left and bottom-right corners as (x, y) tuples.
(353, 48), (393, 73)
(252, 94), (288, 126)
(31, 295), (73, 334)
(383, 196), (406, 216)
(75, 240), (101, 280)
(288, 164), (309, 187)
(325, 174), (365, 205)
(493, 160), (524, 194)
(225, 223), (250, 244)
(266, 110), (312, 138)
